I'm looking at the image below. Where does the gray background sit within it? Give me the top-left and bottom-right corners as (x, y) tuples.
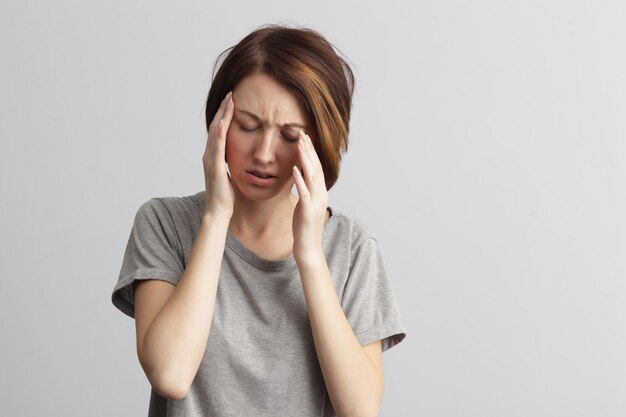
(1, 1), (625, 416)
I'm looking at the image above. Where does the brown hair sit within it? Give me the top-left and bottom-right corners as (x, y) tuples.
(204, 24), (355, 190)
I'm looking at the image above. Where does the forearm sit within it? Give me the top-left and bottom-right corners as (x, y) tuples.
(140, 215), (229, 396)
(298, 251), (384, 417)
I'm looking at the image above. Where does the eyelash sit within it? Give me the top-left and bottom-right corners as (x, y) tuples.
(239, 125), (257, 133)
(238, 125), (299, 143)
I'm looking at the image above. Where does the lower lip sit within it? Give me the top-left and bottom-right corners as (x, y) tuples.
(246, 171), (277, 186)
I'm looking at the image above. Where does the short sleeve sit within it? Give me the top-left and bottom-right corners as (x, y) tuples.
(341, 237), (407, 352)
(112, 198), (184, 318)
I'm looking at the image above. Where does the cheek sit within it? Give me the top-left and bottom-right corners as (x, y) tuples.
(279, 142), (300, 161)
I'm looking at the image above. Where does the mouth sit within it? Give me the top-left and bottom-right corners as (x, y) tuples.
(246, 170), (276, 179)
(245, 170), (277, 186)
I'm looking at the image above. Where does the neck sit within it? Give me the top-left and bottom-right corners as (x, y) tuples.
(229, 188), (298, 239)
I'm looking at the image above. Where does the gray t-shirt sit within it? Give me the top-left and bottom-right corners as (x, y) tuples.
(112, 190), (406, 417)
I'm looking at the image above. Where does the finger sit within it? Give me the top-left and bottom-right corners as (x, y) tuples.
(214, 93), (235, 155)
(218, 91), (232, 118)
(303, 132), (323, 171)
(298, 131), (325, 195)
(298, 130), (316, 166)
(219, 92), (235, 134)
(210, 91), (233, 133)
(297, 131), (315, 185)
(292, 165), (310, 201)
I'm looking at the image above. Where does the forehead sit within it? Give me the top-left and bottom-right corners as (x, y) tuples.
(232, 72), (308, 125)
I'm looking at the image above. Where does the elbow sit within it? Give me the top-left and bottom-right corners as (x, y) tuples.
(155, 386), (189, 401)
(138, 347), (193, 400)
(148, 370), (191, 401)
(340, 400), (382, 417)
(359, 406), (382, 417)
(341, 409), (380, 417)
(139, 356), (192, 401)
(346, 384), (384, 417)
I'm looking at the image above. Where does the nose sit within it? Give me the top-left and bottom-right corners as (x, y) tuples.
(252, 130), (277, 164)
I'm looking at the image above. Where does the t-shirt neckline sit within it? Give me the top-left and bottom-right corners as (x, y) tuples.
(193, 191), (339, 271)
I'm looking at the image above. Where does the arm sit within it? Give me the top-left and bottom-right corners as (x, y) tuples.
(292, 131), (384, 417)
(298, 256), (384, 417)
(134, 92), (235, 400)
(135, 215), (229, 400)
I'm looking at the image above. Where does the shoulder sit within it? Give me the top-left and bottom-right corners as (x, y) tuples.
(135, 191), (204, 223)
(131, 192), (205, 248)
(324, 207), (378, 252)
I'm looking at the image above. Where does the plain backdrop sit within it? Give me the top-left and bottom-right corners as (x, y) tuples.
(1, 1), (625, 416)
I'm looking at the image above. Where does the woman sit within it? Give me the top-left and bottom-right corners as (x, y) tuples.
(112, 25), (406, 417)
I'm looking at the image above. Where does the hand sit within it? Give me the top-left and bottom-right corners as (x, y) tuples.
(202, 92), (235, 219)
(292, 130), (329, 263)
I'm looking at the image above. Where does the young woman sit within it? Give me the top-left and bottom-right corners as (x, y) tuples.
(112, 25), (406, 417)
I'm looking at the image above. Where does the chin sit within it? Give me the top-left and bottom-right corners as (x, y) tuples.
(233, 179), (292, 203)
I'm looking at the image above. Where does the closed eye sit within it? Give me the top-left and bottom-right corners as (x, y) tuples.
(281, 131), (299, 143)
(238, 124), (258, 133)
(236, 119), (299, 143)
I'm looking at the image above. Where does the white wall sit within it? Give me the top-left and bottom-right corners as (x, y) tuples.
(1, 1), (624, 416)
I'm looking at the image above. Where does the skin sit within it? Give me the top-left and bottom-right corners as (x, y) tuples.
(134, 71), (384, 417)
(224, 72), (310, 258)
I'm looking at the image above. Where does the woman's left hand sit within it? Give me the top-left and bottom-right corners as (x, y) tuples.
(292, 130), (328, 264)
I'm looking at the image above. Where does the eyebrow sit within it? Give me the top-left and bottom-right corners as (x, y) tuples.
(235, 107), (307, 129)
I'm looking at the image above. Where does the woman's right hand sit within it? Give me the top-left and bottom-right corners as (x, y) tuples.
(202, 91), (235, 219)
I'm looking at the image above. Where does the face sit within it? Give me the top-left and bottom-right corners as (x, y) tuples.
(226, 72), (310, 203)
